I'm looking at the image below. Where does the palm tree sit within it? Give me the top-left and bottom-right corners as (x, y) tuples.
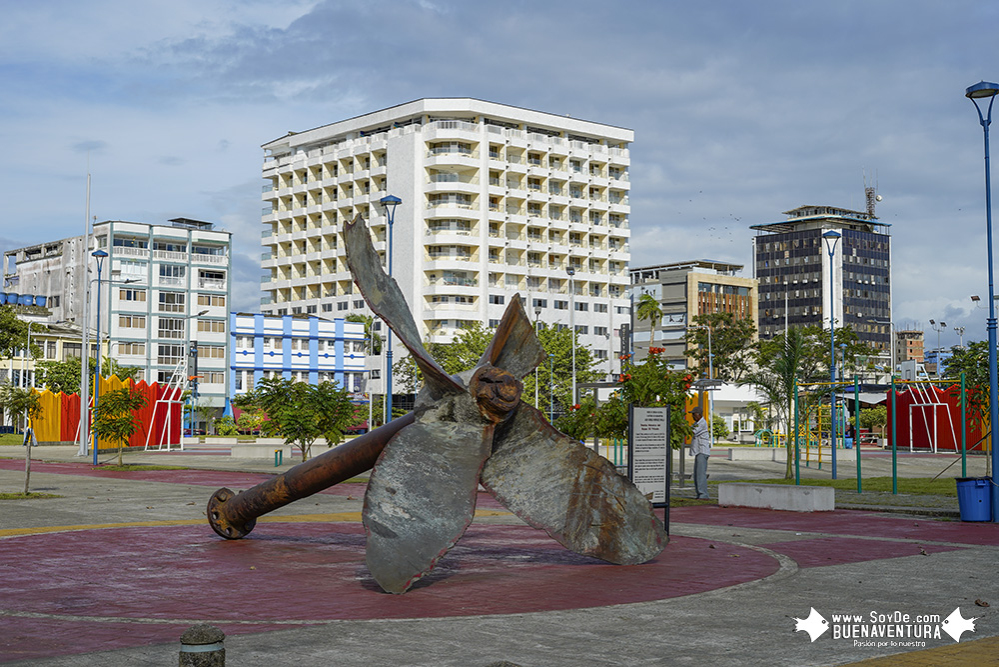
(741, 326), (807, 480)
(635, 293), (663, 353)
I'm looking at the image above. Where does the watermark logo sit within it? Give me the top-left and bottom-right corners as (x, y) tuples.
(793, 608), (829, 642)
(793, 607), (978, 646)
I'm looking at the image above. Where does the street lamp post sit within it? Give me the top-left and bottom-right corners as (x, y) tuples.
(91, 250), (108, 465)
(379, 195), (401, 424)
(534, 306), (542, 408)
(185, 309), (210, 436)
(548, 353), (555, 422)
(566, 267), (576, 406)
(928, 319), (947, 377)
(966, 80), (999, 522)
(822, 229), (841, 479)
(954, 326), (966, 349)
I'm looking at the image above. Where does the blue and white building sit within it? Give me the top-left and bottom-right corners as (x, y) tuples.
(229, 313), (367, 400)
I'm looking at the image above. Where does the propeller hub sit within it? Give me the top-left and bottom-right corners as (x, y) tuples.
(469, 366), (523, 423)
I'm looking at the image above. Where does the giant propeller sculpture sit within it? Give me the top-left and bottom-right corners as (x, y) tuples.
(208, 215), (666, 593)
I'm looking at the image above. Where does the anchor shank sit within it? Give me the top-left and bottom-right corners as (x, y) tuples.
(208, 412), (415, 539)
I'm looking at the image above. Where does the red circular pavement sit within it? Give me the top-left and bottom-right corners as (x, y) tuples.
(0, 520), (778, 661)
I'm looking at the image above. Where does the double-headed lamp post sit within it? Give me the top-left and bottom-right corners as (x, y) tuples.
(91, 250), (108, 465)
(966, 80), (999, 522)
(928, 319), (947, 377)
(822, 229), (841, 479)
(566, 266), (576, 406)
(379, 195), (401, 424)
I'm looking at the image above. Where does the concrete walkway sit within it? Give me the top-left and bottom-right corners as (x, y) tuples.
(1, 445), (997, 666)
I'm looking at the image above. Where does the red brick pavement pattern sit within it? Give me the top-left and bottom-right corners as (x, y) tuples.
(758, 536), (965, 568)
(674, 506), (999, 546)
(0, 522), (776, 662)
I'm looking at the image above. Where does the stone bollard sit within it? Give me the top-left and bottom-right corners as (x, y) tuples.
(179, 624), (225, 666)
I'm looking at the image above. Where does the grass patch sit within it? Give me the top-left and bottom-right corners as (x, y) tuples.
(95, 464), (189, 471)
(720, 476), (958, 496)
(0, 433), (27, 446)
(0, 492), (61, 500)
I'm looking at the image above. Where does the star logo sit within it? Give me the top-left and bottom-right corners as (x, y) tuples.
(793, 607), (829, 642)
(941, 607), (976, 643)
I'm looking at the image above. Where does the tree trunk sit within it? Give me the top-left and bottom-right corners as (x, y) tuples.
(23, 427), (32, 495)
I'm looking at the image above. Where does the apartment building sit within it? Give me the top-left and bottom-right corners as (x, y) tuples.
(751, 204), (892, 355)
(3, 219), (232, 412)
(259, 98), (633, 380)
(630, 260), (758, 369)
(229, 313), (367, 401)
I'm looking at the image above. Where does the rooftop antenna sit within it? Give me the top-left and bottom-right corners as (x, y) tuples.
(863, 169), (881, 218)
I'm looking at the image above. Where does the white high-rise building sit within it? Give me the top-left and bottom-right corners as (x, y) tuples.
(3, 218), (232, 412)
(260, 98), (632, 381)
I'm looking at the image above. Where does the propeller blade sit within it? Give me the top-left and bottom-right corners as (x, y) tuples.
(363, 412), (494, 594)
(481, 402), (666, 565)
(343, 215), (463, 397)
(478, 293), (545, 379)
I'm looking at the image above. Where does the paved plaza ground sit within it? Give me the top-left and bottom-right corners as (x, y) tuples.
(1, 443), (998, 666)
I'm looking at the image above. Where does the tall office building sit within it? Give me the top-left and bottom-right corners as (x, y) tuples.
(259, 98), (633, 380)
(3, 218), (232, 412)
(751, 204), (892, 355)
(630, 260), (758, 369)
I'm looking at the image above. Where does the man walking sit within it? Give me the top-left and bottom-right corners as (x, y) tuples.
(689, 406), (711, 499)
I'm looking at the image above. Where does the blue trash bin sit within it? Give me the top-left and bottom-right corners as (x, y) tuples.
(956, 477), (993, 522)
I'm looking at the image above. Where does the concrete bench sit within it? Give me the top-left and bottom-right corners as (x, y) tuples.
(718, 483), (834, 512)
(230, 443), (294, 460)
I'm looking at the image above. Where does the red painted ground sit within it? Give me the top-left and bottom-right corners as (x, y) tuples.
(672, 505), (999, 546)
(758, 536), (964, 567)
(0, 522), (775, 662)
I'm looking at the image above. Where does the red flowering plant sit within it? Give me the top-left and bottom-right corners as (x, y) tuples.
(616, 348), (693, 449)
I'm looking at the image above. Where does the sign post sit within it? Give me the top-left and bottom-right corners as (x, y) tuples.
(627, 405), (670, 532)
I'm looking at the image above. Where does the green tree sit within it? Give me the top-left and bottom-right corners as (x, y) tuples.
(860, 405), (888, 435)
(635, 293), (662, 347)
(214, 415), (238, 436)
(91, 386), (149, 466)
(944, 341), (988, 430)
(554, 395), (597, 442)
(346, 314), (382, 355)
(0, 306), (37, 360)
(617, 349), (694, 449)
(237, 377), (361, 462)
(741, 326), (810, 479)
(711, 414), (729, 440)
(35, 356), (141, 395)
(0, 386), (42, 493)
(236, 410), (265, 435)
(683, 312), (757, 382)
(594, 394), (629, 442)
(756, 325), (875, 383)
(394, 322), (494, 392)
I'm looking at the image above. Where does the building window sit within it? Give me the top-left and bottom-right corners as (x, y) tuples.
(489, 319), (500, 327)
(119, 315), (146, 328)
(158, 344), (185, 365)
(554, 300), (568, 310)
(196, 344), (226, 359)
(594, 303), (608, 313)
(197, 320), (226, 333)
(203, 371), (225, 384)
(158, 318), (185, 339)
(322, 303), (333, 312)
(158, 292), (185, 313)
(574, 302), (588, 312)
(576, 325), (588, 335)
(197, 294), (226, 307)
(307, 305), (317, 314)
(532, 298), (547, 309)
(119, 342), (146, 355)
(595, 326), (608, 336)
(120, 288), (147, 302)
(354, 300), (365, 309)
(46, 341), (56, 359)
(64, 343), (82, 359)
(337, 302), (349, 311)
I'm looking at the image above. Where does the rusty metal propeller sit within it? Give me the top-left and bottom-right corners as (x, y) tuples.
(341, 215), (666, 593)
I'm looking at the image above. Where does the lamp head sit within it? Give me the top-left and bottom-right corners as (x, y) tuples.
(379, 194), (402, 209)
(966, 81), (999, 99)
(972, 295), (982, 302)
(929, 319), (935, 325)
(821, 229), (841, 253)
(92, 249), (108, 259)
(566, 267), (575, 277)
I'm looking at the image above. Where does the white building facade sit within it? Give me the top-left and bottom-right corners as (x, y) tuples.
(3, 218), (232, 411)
(259, 98), (633, 381)
(229, 313), (367, 400)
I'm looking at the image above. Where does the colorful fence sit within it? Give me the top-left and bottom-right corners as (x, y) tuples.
(29, 376), (181, 449)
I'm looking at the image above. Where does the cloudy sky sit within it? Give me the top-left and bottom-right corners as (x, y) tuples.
(2, 0), (997, 350)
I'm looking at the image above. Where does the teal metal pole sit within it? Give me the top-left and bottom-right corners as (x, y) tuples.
(891, 375), (898, 495)
(961, 372), (967, 478)
(794, 379), (800, 485)
(854, 375), (861, 493)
